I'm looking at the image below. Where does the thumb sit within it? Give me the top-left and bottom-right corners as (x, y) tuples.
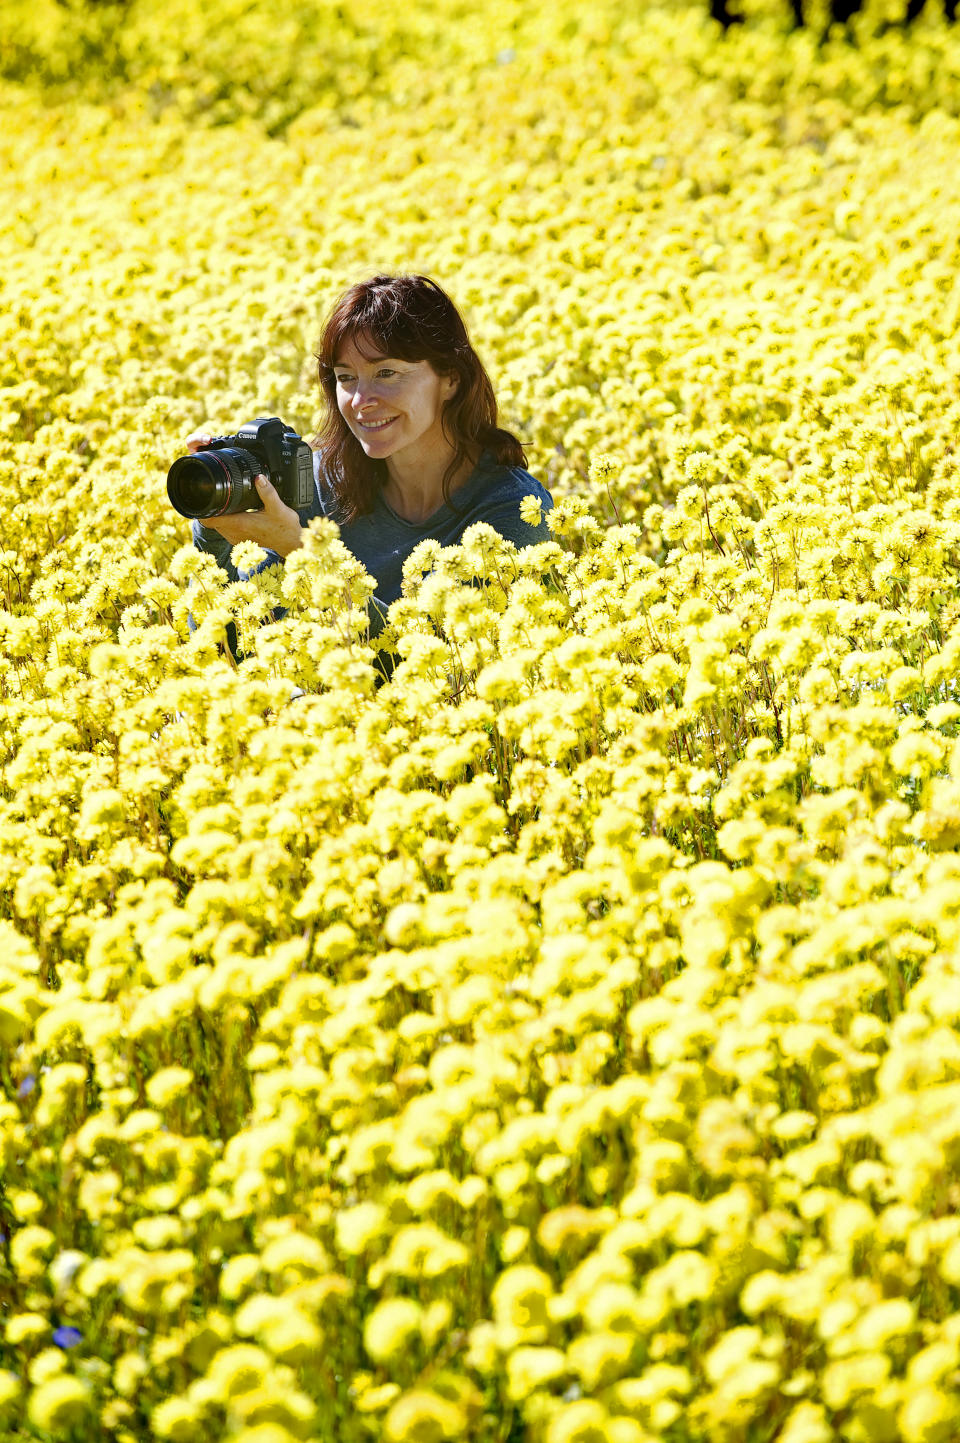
(255, 473), (280, 507)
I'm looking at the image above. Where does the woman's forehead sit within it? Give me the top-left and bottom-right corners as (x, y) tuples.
(334, 332), (430, 369)
(335, 330), (389, 365)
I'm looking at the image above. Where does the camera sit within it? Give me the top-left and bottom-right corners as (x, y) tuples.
(167, 416), (314, 520)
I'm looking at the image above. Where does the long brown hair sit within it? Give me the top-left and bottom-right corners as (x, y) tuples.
(314, 274), (526, 521)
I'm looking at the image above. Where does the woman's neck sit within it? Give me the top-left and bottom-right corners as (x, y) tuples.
(382, 448), (476, 524)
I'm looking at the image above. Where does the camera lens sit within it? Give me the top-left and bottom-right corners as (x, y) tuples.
(167, 448), (261, 519)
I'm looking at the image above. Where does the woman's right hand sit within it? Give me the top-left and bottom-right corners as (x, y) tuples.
(181, 426), (304, 557)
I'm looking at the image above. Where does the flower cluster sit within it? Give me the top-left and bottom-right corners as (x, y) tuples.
(3, 2), (960, 1440)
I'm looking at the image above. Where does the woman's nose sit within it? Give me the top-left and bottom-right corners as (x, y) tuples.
(351, 379), (377, 410)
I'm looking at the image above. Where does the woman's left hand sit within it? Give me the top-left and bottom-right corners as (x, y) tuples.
(206, 475), (304, 557)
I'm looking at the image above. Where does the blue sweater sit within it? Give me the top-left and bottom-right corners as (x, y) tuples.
(191, 450), (553, 629)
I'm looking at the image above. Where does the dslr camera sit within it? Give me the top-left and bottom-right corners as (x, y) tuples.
(167, 416), (314, 520)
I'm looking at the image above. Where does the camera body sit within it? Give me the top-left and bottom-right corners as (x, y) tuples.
(167, 416), (315, 520)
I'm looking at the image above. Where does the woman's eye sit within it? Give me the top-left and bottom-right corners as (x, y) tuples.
(377, 369), (396, 378)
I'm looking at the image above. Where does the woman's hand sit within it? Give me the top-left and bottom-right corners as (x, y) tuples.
(185, 430), (216, 455)
(185, 430), (304, 558)
(208, 474), (304, 557)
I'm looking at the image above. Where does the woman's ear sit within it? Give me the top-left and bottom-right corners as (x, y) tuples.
(440, 370), (459, 400)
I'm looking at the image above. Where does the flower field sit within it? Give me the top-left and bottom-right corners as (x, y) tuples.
(4, 0), (960, 1438)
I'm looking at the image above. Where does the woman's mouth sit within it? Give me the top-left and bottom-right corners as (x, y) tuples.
(358, 416), (397, 433)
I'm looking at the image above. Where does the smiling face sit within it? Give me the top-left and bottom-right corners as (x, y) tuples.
(333, 335), (458, 475)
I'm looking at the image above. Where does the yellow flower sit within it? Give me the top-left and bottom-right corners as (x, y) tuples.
(821, 1352), (891, 1410)
(117, 1249), (196, 1316)
(205, 1344), (272, 1400)
(506, 1345), (567, 1400)
(144, 1066), (194, 1108)
(335, 1202), (388, 1257)
(519, 494), (544, 527)
(491, 1265), (554, 1343)
(259, 1231), (330, 1280)
(898, 1388), (960, 1443)
(567, 1330), (635, 1390)
(383, 1389), (466, 1443)
(373, 1224), (470, 1283)
(227, 1381), (317, 1432)
(10, 1225), (56, 1281)
(26, 1376), (92, 1433)
(230, 1423), (307, 1443)
(546, 1399), (611, 1443)
(363, 1298), (422, 1365)
(27, 1348), (66, 1386)
(582, 1283), (650, 1335)
(10, 1190), (43, 1222)
(151, 1396), (206, 1442)
(233, 1295), (323, 1363)
(3, 1321), (48, 1350)
(777, 1401), (833, 1443)
(0, 1371), (22, 1421)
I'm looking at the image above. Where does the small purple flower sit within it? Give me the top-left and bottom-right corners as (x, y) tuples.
(17, 1075), (36, 1098)
(52, 1326), (83, 1350)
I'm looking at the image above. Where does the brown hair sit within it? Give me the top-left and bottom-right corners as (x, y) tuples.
(314, 274), (526, 521)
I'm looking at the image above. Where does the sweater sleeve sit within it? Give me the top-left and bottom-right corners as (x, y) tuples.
(191, 519), (243, 581)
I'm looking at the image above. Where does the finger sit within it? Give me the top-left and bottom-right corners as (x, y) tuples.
(255, 474), (281, 507)
(186, 434), (213, 454)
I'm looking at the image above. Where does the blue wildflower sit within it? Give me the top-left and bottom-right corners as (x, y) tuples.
(52, 1326), (83, 1350)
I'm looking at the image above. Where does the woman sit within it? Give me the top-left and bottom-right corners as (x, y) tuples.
(189, 273), (553, 633)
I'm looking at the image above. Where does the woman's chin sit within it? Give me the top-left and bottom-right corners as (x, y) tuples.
(356, 431), (397, 457)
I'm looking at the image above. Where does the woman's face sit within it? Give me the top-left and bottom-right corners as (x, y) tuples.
(333, 335), (457, 469)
